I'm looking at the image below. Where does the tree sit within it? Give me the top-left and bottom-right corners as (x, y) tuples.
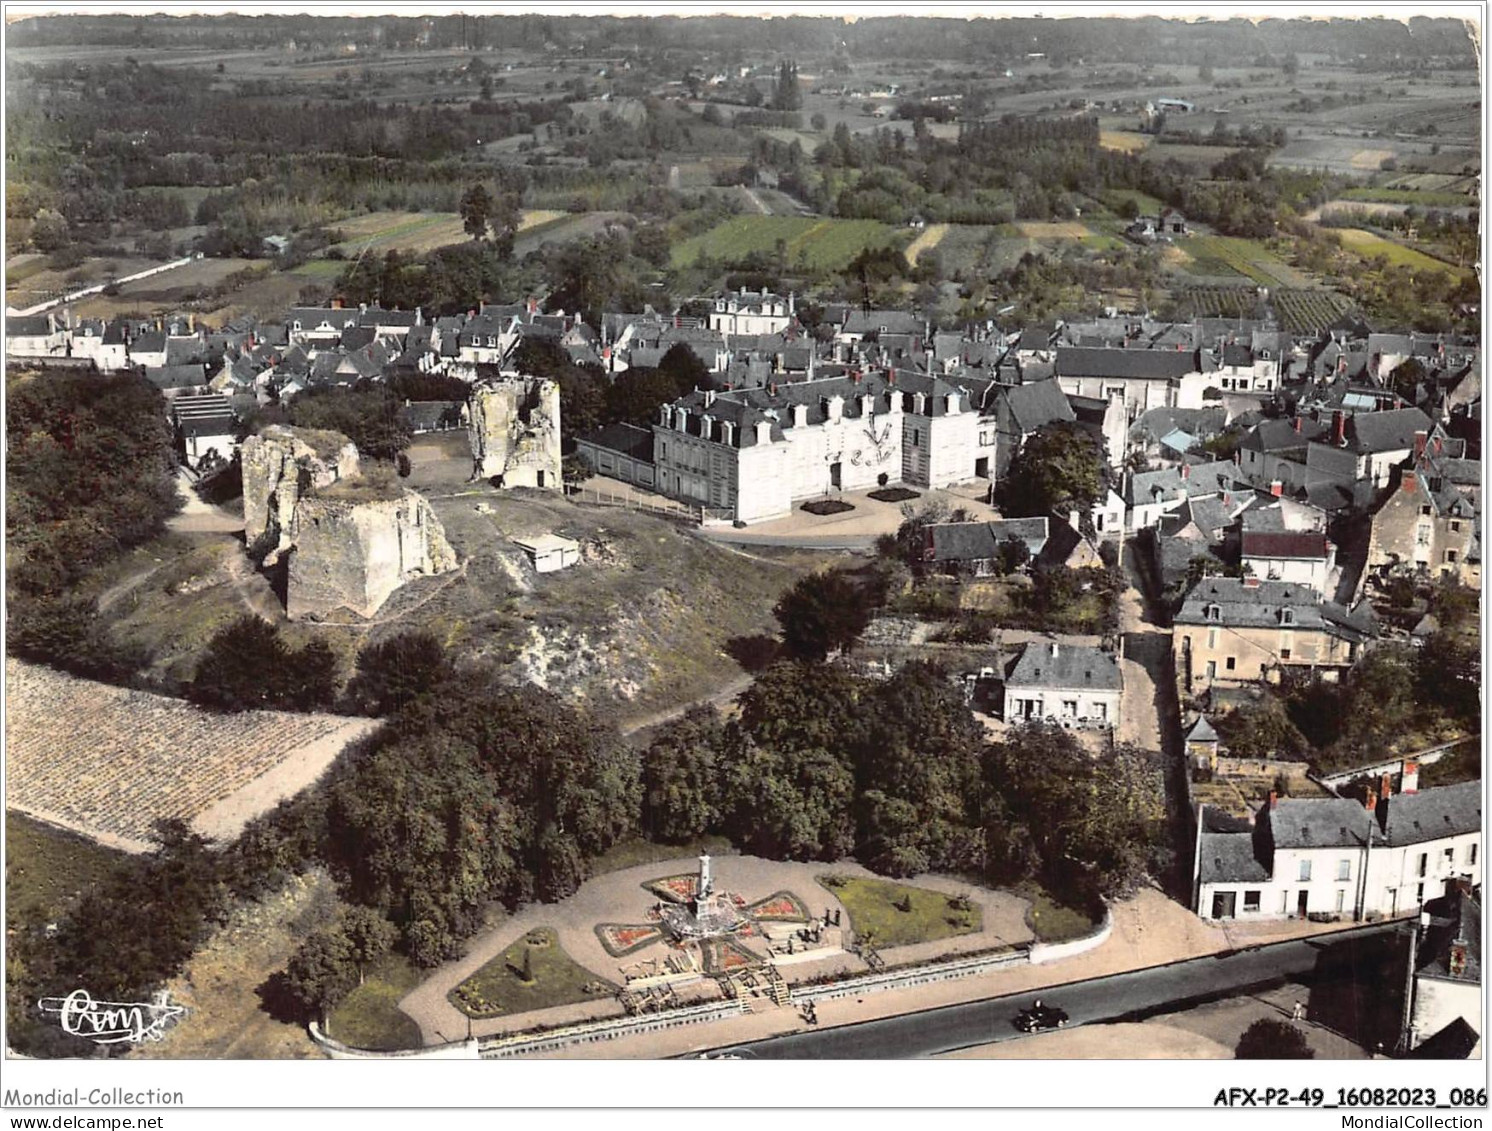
(340, 906), (397, 985)
(562, 452), (595, 490)
(1236, 1018), (1313, 1059)
(286, 384), (412, 461)
(657, 341), (712, 394)
(187, 616), (338, 712)
(459, 183), (494, 241)
(772, 60), (803, 112)
(999, 421), (1107, 517)
(342, 630), (455, 717)
(984, 727), (1162, 902)
(642, 706), (725, 842)
(283, 928), (358, 1025)
(774, 569), (877, 661)
(1214, 696), (1310, 761)
(31, 208), (69, 252)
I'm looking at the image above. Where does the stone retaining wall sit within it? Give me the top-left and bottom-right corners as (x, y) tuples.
(477, 999), (747, 1059)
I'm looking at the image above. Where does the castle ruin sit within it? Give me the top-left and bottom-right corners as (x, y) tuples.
(240, 425), (458, 620)
(467, 375), (562, 489)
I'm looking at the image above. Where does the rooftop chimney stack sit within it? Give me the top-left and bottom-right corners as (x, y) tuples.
(1401, 761), (1419, 795)
(1365, 786), (1378, 813)
(1414, 430), (1428, 460)
(1333, 410), (1347, 447)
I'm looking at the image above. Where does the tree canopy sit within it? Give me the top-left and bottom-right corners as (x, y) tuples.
(1235, 1018), (1314, 1059)
(999, 420), (1108, 517)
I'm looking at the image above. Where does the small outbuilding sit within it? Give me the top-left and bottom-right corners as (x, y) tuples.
(513, 533), (581, 573)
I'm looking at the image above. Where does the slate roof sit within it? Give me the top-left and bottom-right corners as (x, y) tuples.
(1378, 780), (1482, 848)
(1197, 830), (1269, 884)
(1239, 417), (1327, 453)
(1185, 715), (1219, 743)
(1419, 888), (1480, 986)
(1347, 407), (1434, 454)
(928, 518), (1048, 563)
(1174, 577), (1375, 642)
(578, 421), (655, 461)
(130, 331), (167, 355)
(144, 364), (209, 391)
(1269, 796), (1374, 849)
(1055, 345), (1204, 381)
(1001, 378), (1076, 433)
(842, 309), (919, 337)
(1006, 642), (1122, 692)
(6, 315), (56, 337)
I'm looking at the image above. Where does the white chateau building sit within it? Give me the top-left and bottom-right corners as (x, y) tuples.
(707, 288), (794, 336)
(652, 369), (985, 523)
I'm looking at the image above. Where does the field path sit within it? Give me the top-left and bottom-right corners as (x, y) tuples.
(740, 186), (771, 215)
(904, 222), (949, 267)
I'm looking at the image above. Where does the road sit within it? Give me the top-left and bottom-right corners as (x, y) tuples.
(714, 921), (1400, 1059)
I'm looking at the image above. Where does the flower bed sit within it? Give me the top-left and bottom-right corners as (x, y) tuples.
(747, 890), (811, 922)
(868, 487), (921, 503)
(700, 936), (759, 974)
(642, 874), (697, 904)
(596, 923), (665, 957)
(801, 499), (855, 516)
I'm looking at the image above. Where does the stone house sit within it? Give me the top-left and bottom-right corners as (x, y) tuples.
(1000, 641), (1122, 728)
(1173, 576), (1376, 693)
(1054, 345), (1209, 422)
(1194, 778), (1480, 923)
(1366, 466), (1479, 587)
(708, 288), (793, 336)
(924, 518), (1049, 576)
(5, 313), (68, 358)
(1305, 407), (1437, 490)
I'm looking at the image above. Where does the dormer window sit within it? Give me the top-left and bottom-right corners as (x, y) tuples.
(1280, 608), (1295, 626)
(1205, 604), (1221, 622)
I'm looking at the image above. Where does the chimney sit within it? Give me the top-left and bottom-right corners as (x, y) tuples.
(1379, 772), (1393, 801)
(1268, 790), (1278, 810)
(1449, 942), (1469, 977)
(1413, 430), (1428, 460)
(1332, 410), (1346, 446)
(1242, 575), (1259, 589)
(1180, 463), (1190, 480)
(1401, 761), (1419, 795)
(1364, 785), (1378, 813)
(1270, 480), (1283, 498)
(332, 298), (344, 310)
(1402, 470), (1417, 494)
(1292, 416), (1302, 433)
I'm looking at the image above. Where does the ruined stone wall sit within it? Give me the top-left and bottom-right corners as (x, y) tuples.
(241, 425), (360, 560)
(468, 377), (562, 489)
(285, 490), (457, 620)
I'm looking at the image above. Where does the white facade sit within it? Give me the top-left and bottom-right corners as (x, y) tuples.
(1240, 551), (1333, 594)
(1197, 789), (1481, 924)
(1410, 970), (1481, 1052)
(709, 290), (791, 336)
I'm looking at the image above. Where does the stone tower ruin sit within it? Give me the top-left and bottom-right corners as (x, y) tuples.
(240, 424), (458, 620)
(467, 376), (562, 489)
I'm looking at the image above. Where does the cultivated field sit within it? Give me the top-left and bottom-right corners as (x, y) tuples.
(1270, 289), (1358, 334)
(669, 215), (906, 271)
(904, 222), (950, 267)
(5, 659), (378, 852)
(1177, 236), (1315, 289)
(1099, 129), (1150, 153)
(1332, 228), (1469, 278)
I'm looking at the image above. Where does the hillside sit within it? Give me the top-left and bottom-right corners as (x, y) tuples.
(93, 483), (834, 728)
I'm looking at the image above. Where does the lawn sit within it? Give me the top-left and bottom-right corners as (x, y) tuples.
(325, 953), (424, 1051)
(1332, 228), (1468, 278)
(1101, 188), (1165, 216)
(818, 875), (982, 949)
(448, 927), (615, 1019)
(669, 215), (906, 271)
(5, 811), (125, 928)
(1017, 882), (1101, 944)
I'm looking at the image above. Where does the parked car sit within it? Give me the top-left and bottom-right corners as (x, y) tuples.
(1014, 1000), (1069, 1033)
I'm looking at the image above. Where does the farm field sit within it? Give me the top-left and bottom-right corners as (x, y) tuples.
(1268, 136), (1429, 174)
(1341, 185), (1477, 206)
(1332, 228), (1470, 279)
(669, 215), (906, 271)
(1140, 143), (1240, 172)
(1099, 128), (1150, 153)
(1270, 288), (1357, 334)
(4, 255), (164, 309)
(1170, 285), (1264, 323)
(1179, 236), (1315, 288)
(1015, 221), (1124, 251)
(1101, 188), (1165, 216)
(512, 210), (631, 257)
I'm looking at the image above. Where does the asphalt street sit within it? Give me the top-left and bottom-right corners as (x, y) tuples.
(714, 921), (1402, 1059)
